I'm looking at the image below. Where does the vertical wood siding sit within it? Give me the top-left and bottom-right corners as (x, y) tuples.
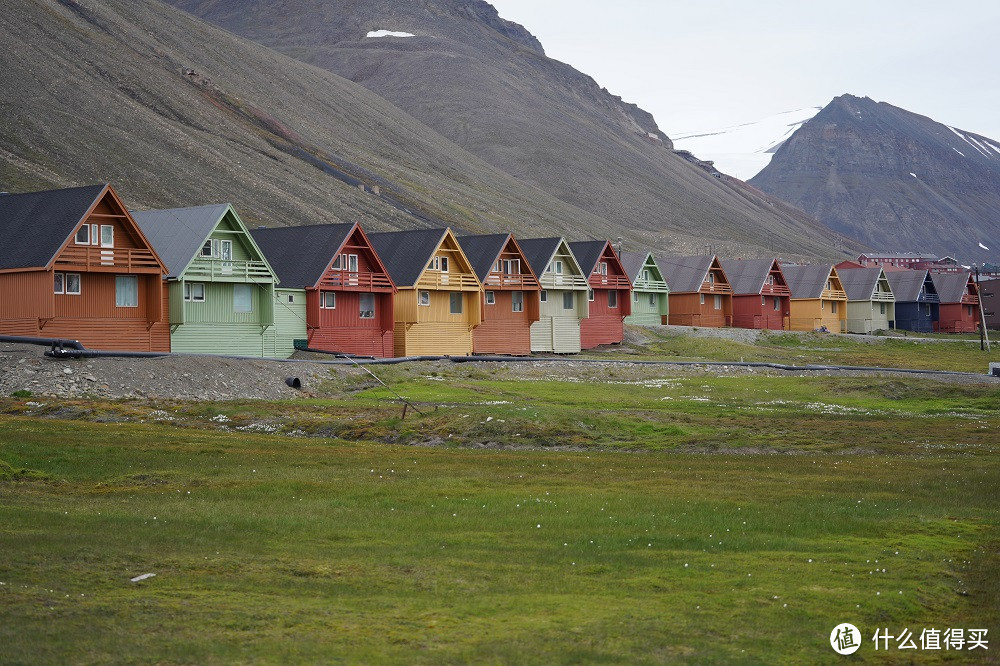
(731, 295), (788, 330)
(667, 293), (732, 327)
(0, 272), (52, 319)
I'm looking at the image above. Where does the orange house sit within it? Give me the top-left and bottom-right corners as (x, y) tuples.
(458, 233), (541, 355)
(0, 184), (169, 351)
(659, 255), (733, 327)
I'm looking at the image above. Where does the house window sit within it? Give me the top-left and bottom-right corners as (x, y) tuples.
(880, 302), (886, 315)
(449, 292), (462, 315)
(608, 291), (618, 308)
(75, 226), (90, 244)
(504, 259), (520, 274)
(320, 292), (336, 309)
(588, 288), (594, 302)
(65, 273), (81, 295)
(765, 275), (775, 286)
(707, 272), (715, 284)
(100, 225), (114, 248)
(968, 305), (974, 317)
(418, 291), (430, 306)
(332, 255), (342, 270)
(287, 294), (294, 303)
(184, 282), (206, 302)
(512, 291), (524, 312)
(773, 297), (780, 311)
(359, 293), (375, 319)
(924, 304), (931, 316)
(762, 296), (766, 306)
(714, 295), (722, 310)
(553, 260), (563, 274)
(642, 270), (650, 282)
(234, 284), (253, 312)
(485, 291), (496, 305)
(201, 240), (213, 257)
(831, 301), (838, 314)
(562, 292), (574, 310)
(347, 254), (359, 272)
(115, 275), (138, 307)
(634, 292), (639, 303)
(540, 290), (547, 303)
(494, 260), (502, 273)
(202, 239), (232, 259)
(649, 293), (656, 307)
(700, 293), (705, 305)
(595, 262), (607, 275)
(54, 273), (64, 294)
(440, 256), (449, 273)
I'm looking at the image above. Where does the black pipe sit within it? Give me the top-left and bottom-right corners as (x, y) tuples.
(44, 348), (171, 359)
(0, 335), (85, 350)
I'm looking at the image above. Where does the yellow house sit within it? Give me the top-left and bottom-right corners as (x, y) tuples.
(369, 228), (482, 356)
(781, 264), (848, 332)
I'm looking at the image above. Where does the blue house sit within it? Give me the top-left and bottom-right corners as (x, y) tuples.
(886, 270), (939, 333)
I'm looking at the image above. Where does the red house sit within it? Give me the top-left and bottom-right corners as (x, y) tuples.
(251, 222), (396, 356)
(931, 271), (980, 333)
(721, 258), (790, 330)
(568, 240), (632, 348)
(0, 184), (169, 351)
(457, 233), (541, 355)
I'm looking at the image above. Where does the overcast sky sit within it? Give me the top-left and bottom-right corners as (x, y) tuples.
(488, 0), (1000, 140)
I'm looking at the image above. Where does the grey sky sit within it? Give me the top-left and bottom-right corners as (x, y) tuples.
(489, 0), (1000, 140)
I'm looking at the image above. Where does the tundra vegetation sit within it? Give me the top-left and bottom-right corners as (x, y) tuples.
(1, 332), (998, 662)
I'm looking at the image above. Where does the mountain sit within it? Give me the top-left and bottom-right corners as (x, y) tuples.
(749, 95), (1000, 263)
(161, 0), (856, 259)
(673, 107), (821, 181)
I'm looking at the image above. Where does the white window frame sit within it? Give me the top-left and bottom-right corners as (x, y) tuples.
(320, 291), (336, 309)
(100, 225), (114, 248)
(554, 260), (563, 274)
(485, 291), (496, 305)
(233, 284), (253, 313)
(418, 290), (430, 307)
(65, 273), (81, 295)
(75, 226), (90, 245)
(511, 291), (523, 313)
(201, 240), (213, 257)
(700, 293), (705, 305)
(332, 255), (343, 270)
(504, 258), (519, 275)
(54, 272), (65, 294)
(359, 293), (375, 319)
(642, 269), (650, 282)
(539, 290), (547, 303)
(184, 282), (206, 302)
(347, 254), (358, 272)
(115, 275), (138, 308)
(588, 288), (595, 302)
(440, 256), (449, 273)
(634, 292), (639, 303)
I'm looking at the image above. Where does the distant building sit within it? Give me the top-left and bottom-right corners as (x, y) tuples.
(979, 276), (998, 330)
(856, 252), (937, 268)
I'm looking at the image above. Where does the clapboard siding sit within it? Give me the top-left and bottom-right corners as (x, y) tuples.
(394, 322), (472, 357)
(273, 289), (306, 359)
(474, 319), (531, 355)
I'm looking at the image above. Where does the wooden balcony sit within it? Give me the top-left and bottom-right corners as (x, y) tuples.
(589, 274), (632, 289)
(540, 274), (589, 290)
(762, 284), (791, 296)
(483, 273), (540, 289)
(871, 291), (895, 302)
(318, 270), (394, 291)
(822, 289), (848, 300)
(185, 259), (275, 282)
(961, 293), (980, 305)
(916, 292), (940, 303)
(700, 282), (733, 294)
(54, 246), (161, 273)
(632, 279), (669, 293)
(418, 272), (481, 290)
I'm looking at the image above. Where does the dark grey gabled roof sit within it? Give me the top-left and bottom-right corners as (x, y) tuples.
(886, 270), (935, 302)
(931, 271), (975, 303)
(518, 237), (563, 276)
(0, 184), (108, 270)
(368, 228), (449, 287)
(251, 223), (357, 288)
(657, 255), (715, 293)
(720, 259), (778, 295)
(618, 251), (651, 284)
(568, 240), (608, 275)
(456, 233), (510, 282)
(836, 267), (886, 301)
(132, 204), (233, 279)
(781, 264), (835, 299)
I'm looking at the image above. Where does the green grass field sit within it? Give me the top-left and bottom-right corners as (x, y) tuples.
(2, 364), (999, 663)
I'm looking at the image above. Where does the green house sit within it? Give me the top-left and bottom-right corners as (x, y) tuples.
(133, 204), (287, 357)
(619, 251), (669, 325)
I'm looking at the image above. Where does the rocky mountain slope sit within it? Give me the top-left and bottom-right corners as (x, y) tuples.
(161, 0), (855, 258)
(749, 94), (1000, 263)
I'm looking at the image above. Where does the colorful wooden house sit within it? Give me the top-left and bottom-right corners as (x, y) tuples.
(931, 272), (980, 333)
(658, 255), (732, 327)
(368, 228), (482, 356)
(457, 233), (541, 355)
(837, 267), (895, 334)
(720, 258), (790, 330)
(519, 237), (590, 353)
(980, 277), (998, 330)
(0, 184), (169, 351)
(619, 251), (669, 326)
(569, 241), (632, 348)
(133, 204), (283, 357)
(251, 222), (396, 357)
(885, 269), (939, 333)
(781, 264), (848, 332)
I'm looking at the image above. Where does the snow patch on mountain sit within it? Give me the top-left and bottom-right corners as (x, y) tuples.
(672, 107), (821, 180)
(366, 30), (415, 38)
